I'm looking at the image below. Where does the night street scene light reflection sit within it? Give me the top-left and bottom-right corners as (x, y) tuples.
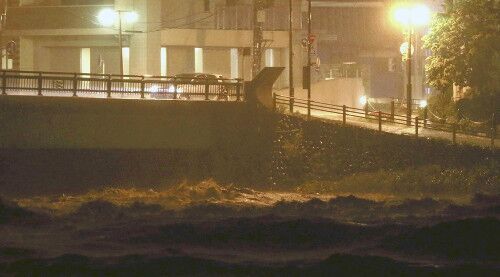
(0, 0), (498, 275)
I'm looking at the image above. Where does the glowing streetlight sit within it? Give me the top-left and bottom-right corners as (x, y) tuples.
(392, 4), (430, 125)
(97, 9), (138, 76)
(97, 8), (117, 27)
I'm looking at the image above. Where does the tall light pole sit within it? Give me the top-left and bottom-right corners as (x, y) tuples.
(289, 0), (294, 112)
(393, 4), (430, 125)
(307, 0), (312, 119)
(1, 0), (7, 69)
(406, 22), (413, 126)
(98, 8), (137, 76)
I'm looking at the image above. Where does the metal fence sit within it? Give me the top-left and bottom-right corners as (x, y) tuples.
(274, 94), (498, 148)
(0, 70), (245, 101)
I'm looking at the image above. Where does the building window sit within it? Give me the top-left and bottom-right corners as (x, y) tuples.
(161, 47), (168, 76)
(1, 49), (13, 70)
(194, 48), (204, 73)
(80, 48), (90, 75)
(230, 48), (239, 79)
(265, 48), (274, 67)
(122, 47), (130, 75)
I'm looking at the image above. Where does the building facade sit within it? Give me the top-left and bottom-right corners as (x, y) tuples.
(1, 0), (436, 99)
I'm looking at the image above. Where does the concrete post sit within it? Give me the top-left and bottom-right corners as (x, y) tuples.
(129, 0), (161, 76)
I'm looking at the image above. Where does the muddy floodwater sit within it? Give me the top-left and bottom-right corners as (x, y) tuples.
(1, 181), (499, 276)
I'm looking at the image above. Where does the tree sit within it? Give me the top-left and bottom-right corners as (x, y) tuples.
(423, 0), (500, 100)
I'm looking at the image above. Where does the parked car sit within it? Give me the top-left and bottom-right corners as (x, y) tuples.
(149, 73), (230, 100)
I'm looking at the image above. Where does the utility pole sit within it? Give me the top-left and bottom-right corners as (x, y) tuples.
(307, 0), (312, 119)
(1, 0), (7, 70)
(252, 0), (266, 78)
(289, 0), (294, 112)
(118, 10), (124, 77)
(406, 26), (412, 126)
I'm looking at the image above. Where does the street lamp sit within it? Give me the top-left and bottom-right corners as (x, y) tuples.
(98, 8), (138, 76)
(392, 4), (430, 125)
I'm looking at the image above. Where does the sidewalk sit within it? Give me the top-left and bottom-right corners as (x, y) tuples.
(289, 106), (498, 149)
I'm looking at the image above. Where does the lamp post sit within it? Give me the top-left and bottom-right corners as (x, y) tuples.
(307, 0), (312, 119)
(289, 0), (294, 113)
(98, 8), (138, 76)
(1, 1), (8, 70)
(393, 4), (430, 125)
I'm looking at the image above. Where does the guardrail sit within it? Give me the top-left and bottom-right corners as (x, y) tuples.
(273, 94), (498, 148)
(0, 70), (245, 101)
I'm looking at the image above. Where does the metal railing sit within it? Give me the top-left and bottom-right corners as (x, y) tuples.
(274, 94), (498, 148)
(0, 70), (245, 101)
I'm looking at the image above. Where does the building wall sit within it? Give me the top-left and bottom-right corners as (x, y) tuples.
(204, 48), (231, 78)
(90, 47), (121, 74)
(48, 47), (80, 72)
(167, 46), (195, 76)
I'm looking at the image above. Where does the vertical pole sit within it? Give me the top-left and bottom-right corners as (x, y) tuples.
(236, 81), (241, 101)
(289, 0), (294, 114)
(0, 1), (7, 69)
(415, 117), (419, 138)
(391, 100), (395, 122)
(342, 105), (346, 126)
(307, 0), (312, 120)
(37, 72), (42, 96)
(252, 1), (263, 78)
(406, 26), (413, 126)
(364, 102), (369, 118)
(72, 73), (77, 97)
(140, 78), (145, 99)
(204, 83), (210, 100)
(491, 113), (496, 149)
(1, 70), (6, 95)
(118, 11), (124, 78)
(423, 106), (428, 128)
(107, 75), (112, 98)
(378, 111), (382, 132)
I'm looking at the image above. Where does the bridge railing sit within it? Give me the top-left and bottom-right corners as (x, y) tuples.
(274, 94), (498, 148)
(0, 70), (245, 101)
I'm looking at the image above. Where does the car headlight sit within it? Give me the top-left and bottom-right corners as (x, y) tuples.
(359, 95), (368, 105)
(149, 85), (159, 93)
(419, 99), (428, 108)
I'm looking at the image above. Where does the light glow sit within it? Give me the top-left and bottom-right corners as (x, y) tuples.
(393, 4), (431, 27)
(149, 85), (159, 93)
(399, 42), (415, 56)
(419, 100), (428, 108)
(359, 95), (368, 106)
(124, 11), (139, 23)
(97, 8), (117, 27)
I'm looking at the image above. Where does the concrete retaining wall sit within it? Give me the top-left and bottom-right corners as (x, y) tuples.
(0, 96), (246, 150)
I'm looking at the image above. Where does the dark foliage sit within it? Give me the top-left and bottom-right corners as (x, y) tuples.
(270, 115), (498, 187)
